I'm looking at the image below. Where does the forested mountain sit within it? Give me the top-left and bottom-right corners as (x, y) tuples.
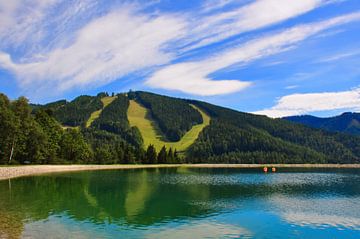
(284, 113), (360, 136)
(132, 91), (203, 141)
(1, 91), (359, 165)
(52, 95), (103, 127)
(188, 101), (360, 163)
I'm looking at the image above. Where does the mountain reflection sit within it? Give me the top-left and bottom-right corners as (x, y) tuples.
(0, 168), (359, 238)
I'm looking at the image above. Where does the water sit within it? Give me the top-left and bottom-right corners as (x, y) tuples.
(1, 167), (360, 238)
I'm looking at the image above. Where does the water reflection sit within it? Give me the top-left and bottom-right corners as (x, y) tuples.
(0, 168), (359, 238)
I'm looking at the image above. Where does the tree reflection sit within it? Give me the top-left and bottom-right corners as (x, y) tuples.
(0, 168), (359, 238)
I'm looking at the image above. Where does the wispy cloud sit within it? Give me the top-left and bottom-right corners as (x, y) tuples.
(0, 0), (59, 51)
(0, 0), (358, 99)
(178, 0), (327, 52)
(285, 85), (299, 90)
(0, 6), (185, 96)
(201, 0), (238, 12)
(146, 12), (360, 96)
(317, 50), (360, 63)
(254, 87), (360, 117)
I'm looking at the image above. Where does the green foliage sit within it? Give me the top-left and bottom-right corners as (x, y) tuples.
(146, 145), (157, 164)
(81, 128), (141, 164)
(34, 110), (63, 163)
(0, 94), (18, 164)
(91, 94), (143, 147)
(43, 100), (67, 112)
(135, 91), (203, 141)
(59, 129), (93, 163)
(53, 95), (103, 127)
(127, 99), (210, 152)
(188, 100), (360, 163)
(157, 146), (167, 164)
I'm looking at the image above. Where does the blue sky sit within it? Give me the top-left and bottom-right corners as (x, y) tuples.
(0, 0), (359, 117)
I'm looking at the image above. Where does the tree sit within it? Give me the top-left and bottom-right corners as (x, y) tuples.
(174, 149), (180, 163)
(167, 148), (174, 164)
(157, 146), (167, 164)
(145, 145), (157, 164)
(95, 145), (114, 164)
(59, 129), (93, 163)
(0, 94), (18, 164)
(34, 110), (63, 163)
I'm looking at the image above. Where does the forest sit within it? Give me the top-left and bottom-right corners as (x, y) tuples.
(133, 91), (203, 141)
(188, 100), (360, 163)
(0, 91), (360, 165)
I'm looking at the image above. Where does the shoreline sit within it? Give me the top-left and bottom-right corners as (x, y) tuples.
(1, 164), (360, 181)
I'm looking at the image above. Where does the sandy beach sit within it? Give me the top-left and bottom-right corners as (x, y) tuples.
(1, 164), (360, 181)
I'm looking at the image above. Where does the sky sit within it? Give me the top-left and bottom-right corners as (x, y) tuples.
(0, 0), (359, 118)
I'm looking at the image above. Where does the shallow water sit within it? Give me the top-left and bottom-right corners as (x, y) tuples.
(0, 167), (360, 238)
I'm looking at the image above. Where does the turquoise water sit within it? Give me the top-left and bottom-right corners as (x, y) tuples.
(0, 168), (360, 238)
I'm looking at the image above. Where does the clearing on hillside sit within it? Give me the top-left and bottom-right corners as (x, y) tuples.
(127, 100), (210, 152)
(86, 96), (117, 127)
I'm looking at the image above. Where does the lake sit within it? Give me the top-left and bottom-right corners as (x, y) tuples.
(1, 167), (360, 238)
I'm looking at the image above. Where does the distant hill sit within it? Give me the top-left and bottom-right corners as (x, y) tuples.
(284, 113), (360, 136)
(1, 91), (360, 165)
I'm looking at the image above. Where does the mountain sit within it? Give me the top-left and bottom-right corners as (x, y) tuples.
(1, 91), (360, 165)
(284, 113), (360, 136)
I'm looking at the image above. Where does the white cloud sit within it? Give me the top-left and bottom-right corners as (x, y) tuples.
(201, 0), (235, 12)
(285, 85), (299, 90)
(146, 12), (360, 96)
(146, 222), (252, 239)
(317, 50), (360, 63)
(283, 212), (360, 229)
(0, 0), (59, 50)
(254, 87), (360, 117)
(0, 0), (358, 98)
(180, 0), (326, 51)
(0, 7), (185, 96)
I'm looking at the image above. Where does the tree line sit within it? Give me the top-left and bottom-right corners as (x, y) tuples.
(0, 93), (180, 165)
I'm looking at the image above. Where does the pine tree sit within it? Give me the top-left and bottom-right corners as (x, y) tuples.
(167, 148), (174, 164)
(146, 144), (157, 164)
(157, 146), (167, 164)
(174, 149), (180, 163)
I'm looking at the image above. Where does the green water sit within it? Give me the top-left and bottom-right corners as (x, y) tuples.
(1, 168), (360, 238)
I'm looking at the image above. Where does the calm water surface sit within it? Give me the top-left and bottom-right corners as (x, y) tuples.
(1, 168), (360, 238)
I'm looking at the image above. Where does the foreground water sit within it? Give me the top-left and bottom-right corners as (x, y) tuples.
(0, 168), (360, 238)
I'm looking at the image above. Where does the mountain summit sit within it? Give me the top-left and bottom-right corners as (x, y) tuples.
(284, 112), (360, 136)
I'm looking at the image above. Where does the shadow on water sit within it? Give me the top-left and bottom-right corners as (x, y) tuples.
(0, 167), (360, 238)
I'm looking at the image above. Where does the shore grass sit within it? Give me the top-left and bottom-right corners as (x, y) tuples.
(86, 96), (116, 128)
(1, 164), (360, 181)
(127, 100), (210, 152)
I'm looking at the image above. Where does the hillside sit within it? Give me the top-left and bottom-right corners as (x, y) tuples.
(1, 91), (360, 165)
(284, 113), (360, 136)
(127, 99), (210, 152)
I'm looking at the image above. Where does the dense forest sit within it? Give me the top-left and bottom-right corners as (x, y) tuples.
(285, 112), (360, 136)
(187, 100), (360, 163)
(0, 91), (360, 165)
(132, 91), (203, 141)
(91, 94), (143, 147)
(51, 95), (103, 127)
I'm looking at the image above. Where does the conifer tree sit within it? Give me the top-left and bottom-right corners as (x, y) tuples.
(157, 146), (167, 164)
(146, 144), (157, 164)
